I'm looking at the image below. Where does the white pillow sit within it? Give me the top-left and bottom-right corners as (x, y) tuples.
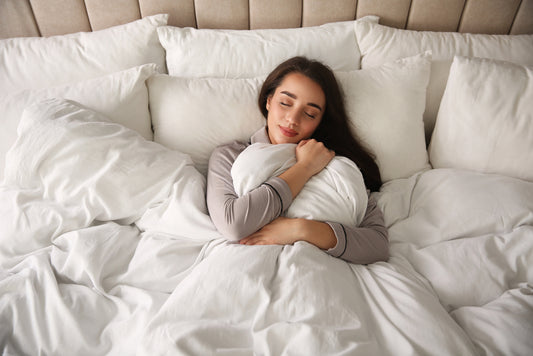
(429, 56), (533, 182)
(158, 16), (378, 78)
(4, 98), (195, 224)
(0, 64), (159, 182)
(337, 53), (431, 182)
(232, 142), (368, 226)
(354, 21), (533, 140)
(0, 14), (167, 96)
(148, 75), (266, 175)
(148, 53), (431, 182)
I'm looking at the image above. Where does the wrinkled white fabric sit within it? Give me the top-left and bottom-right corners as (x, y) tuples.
(0, 98), (217, 264)
(376, 168), (533, 355)
(0, 98), (531, 355)
(232, 142), (368, 226)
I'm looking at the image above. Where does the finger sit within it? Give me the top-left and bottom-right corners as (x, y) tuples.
(239, 236), (252, 244)
(298, 139), (309, 147)
(245, 238), (263, 245)
(249, 237), (274, 245)
(241, 235), (261, 245)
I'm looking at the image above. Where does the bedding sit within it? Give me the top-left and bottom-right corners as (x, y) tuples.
(1, 98), (216, 259)
(231, 142), (368, 226)
(147, 74), (266, 175)
(0, 64), (160, 181)
(158, 16), (378, 78)
(429, 56), (533, 181)
(1, 3), (533, 356)
(2, 97), (530, 354)
(354, 20), (533, 140)
(0, 14), (168, 96)
(148, 53), (431, 181)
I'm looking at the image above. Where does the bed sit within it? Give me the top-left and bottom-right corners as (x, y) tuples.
(1, 0), (532, 355)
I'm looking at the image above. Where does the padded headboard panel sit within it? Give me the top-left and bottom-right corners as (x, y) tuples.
(1, 0), (532, 39)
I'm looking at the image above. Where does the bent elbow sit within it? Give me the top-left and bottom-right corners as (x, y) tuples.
(221, 224), (248, 242)
(209, 200), (252, 242)
(364, 243), (389, 264)
(377, 246), (390, 262)
(362, 228), (389, 264)
(376, 229), (390, 262)
(214, 215), (253, 242)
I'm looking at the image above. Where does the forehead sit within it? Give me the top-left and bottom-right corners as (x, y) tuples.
(275, 72), (325, 106)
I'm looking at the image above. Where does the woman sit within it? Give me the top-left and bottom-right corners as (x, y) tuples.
(206, 57), (388, 264)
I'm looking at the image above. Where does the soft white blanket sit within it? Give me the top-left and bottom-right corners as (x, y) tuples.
(376, 168), (533, 355)
(232, 142), (368, 226)
(1, 98), (531, 356)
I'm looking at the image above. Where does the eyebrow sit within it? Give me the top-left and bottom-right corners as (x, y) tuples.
(280, 90), (323, 111)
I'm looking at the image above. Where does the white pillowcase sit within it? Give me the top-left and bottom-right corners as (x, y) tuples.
(0, 64), (159, 182)
(158, 16), (378, 78)
(337, 53), (431, 182)
(4, 98), (195, 224)
(148, 75), (266, 175)
(232, 142), (368, 226)
(354, 21), (533, 140)
(429, 56), (533, 182)
(0, 14), (167, 96)
(148, 53), (431, 182)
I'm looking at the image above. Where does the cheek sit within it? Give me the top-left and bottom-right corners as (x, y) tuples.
(304, 118), (322, 135)
(267, 105), (282, 122)
(266, 111), (278, 131)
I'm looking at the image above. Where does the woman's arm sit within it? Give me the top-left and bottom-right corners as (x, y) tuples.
(325, 194), (389, 264)
(240, 194), (389, 264)
(207, 138), (333, 241)
(239, 216), (336, 249)
(206, 142), (293, 241)
(278, 139), (335, 198)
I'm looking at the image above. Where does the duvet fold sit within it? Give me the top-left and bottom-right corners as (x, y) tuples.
(0, 98), (531, 355)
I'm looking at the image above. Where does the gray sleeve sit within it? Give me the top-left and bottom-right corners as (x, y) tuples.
(325, 194), (389, 264)
(206, 142), (293, 241)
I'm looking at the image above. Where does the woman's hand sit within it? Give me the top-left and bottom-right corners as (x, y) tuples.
(295, 139), (335, 176)
(239, 217), (300, 246)
(278, 139), (334, 199)
(239, 217), (336, 250)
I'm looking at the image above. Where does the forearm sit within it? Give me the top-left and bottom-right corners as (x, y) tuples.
(294, 219), (337, 250)
(279, 139), (335, 199)
(326, 195), (389, 264)
(207, 144), (293, 241)
(278, 162), (315, 199)
(326, 222), (389, 264)
(289, 218), (388, 263)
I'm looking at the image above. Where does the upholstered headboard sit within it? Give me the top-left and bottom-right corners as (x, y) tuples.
(1, 0), (532, 39)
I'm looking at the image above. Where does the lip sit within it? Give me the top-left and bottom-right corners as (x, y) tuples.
(279, 126), (298, 137)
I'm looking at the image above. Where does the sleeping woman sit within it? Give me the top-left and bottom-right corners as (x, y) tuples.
(206, 56), (389, 264)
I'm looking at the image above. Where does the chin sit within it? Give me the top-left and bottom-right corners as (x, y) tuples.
(279, 137), (298, 145)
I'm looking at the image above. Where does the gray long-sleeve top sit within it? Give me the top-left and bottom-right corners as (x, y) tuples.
(206, 127), (389, 264)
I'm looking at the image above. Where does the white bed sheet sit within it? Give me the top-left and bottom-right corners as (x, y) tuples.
(377, 168), (533, 355)
(1, 100), (531, 355)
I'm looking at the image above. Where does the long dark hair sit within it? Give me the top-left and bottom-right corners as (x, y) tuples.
(258, 56), (382, 192)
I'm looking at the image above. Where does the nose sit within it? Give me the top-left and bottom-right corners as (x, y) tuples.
(286, 108), (301, 126)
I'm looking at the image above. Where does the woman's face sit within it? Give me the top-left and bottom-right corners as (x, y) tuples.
(266, 72), (325, 145)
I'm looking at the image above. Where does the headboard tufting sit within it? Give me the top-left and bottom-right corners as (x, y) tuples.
(1, 0), (532, 39)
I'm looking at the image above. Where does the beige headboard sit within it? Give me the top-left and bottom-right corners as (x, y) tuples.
(1, 0), (532, 39)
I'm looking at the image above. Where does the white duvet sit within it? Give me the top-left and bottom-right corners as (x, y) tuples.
(232, 142), (368, 226)
(1, 99), (532, 355)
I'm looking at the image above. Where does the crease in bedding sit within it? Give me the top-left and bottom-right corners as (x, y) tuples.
(0, 97), (531, 355)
